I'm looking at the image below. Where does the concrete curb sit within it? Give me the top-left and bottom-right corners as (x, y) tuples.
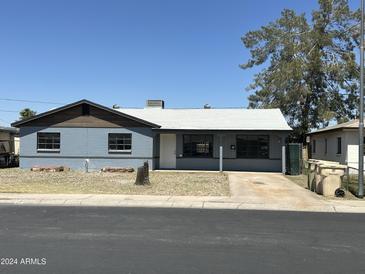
(0, 193), (365, 213)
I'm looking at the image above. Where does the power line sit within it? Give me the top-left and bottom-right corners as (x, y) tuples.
(0, 98), (65, 105)
(0, 109), (19, 113)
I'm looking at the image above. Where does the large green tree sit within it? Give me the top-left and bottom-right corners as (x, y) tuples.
(241, 0), (360, 142)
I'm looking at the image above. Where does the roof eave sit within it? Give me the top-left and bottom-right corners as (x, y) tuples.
(307, 127), (357, 135)
(153, 128), (292, 131)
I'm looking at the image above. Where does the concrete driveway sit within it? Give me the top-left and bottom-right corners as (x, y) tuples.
(228, 172), (331, 211)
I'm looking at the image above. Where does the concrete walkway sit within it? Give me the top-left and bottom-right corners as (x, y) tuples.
(0, 193), (237, 209)
(228, 172), (365, 213)
(229, 172), (328, 210)
(0, 191), (363, 213)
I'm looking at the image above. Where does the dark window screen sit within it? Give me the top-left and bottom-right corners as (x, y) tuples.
(183, 135), (213, 157)
(236, 135), (269, 159)
(108, 133), (132, 151)
(37, 132), (60, 150)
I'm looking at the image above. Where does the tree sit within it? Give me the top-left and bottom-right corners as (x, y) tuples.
(241, 0), (360, 142)
(19, 108), (37, 120)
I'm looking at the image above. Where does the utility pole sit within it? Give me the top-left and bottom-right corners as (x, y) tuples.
(359, 0), (364, 198)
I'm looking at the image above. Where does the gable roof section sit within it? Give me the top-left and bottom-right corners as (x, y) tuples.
(118, 108), (292, 131)
(308, 119), (361, 135)
(11, 99), (160, 128)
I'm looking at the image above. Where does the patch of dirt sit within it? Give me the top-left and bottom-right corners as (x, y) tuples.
(0, 168), (230, 196)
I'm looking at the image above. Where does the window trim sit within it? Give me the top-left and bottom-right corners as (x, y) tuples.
(108, 133), (132, 154)
(37, 132), (61, 153)
(236, 134), (270, 159)
(183, 134), (214, 158)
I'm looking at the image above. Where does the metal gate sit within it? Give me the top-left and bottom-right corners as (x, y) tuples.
(286, 143), (302, 175)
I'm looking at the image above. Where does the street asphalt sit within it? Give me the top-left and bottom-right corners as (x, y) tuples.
(0, 206), (365, 274)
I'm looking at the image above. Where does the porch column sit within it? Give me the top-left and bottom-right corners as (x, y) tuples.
(219, 135), (223, 172)
(219, 146), (223, 172)
(282, 145), (286, 174)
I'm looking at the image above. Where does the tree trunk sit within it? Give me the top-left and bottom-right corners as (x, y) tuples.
(134, 161), (150, 185)
(299, 95), (311, 144)
(135, 167), (145, 185)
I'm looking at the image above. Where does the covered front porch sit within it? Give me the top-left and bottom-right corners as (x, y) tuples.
(154, 130), (288, 172)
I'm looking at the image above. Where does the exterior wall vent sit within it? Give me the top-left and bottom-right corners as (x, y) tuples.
(146, 100), (165, 109)
(82, 104), (90, 115)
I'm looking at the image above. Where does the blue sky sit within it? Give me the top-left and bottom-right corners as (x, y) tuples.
(0, 0), (358, 126)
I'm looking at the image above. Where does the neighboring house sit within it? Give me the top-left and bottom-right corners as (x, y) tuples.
(0, 126), (19, 167)
(11, 99), (292, 172)
(307, 119), (363, 169)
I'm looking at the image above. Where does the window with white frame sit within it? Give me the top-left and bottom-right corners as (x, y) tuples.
(108, 133), (132, 152)
(37, 132), (60, 152)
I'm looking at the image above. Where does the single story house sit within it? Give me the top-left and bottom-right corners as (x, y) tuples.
(307, 119), (364, 169)
(11, 99), (292, 172)
(0, 126), (19, 167)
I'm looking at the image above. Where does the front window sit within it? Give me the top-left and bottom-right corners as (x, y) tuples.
(236, 135), (269, 159)
(183, 135), (213, 157)
(37, 132), (60, 152)
(108, 133), (132, 152)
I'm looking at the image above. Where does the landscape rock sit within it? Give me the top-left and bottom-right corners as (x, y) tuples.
(101, 167), (135, 173)
(30, 166), (69, 172)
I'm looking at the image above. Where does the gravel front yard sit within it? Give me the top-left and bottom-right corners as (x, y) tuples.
(0, 168), (229, 196)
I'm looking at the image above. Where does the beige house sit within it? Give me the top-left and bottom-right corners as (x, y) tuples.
(0, 126), (19, 166)
(307, 120), (363, 170)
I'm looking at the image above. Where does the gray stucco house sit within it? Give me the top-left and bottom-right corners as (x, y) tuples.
(12, 99), (292, 172)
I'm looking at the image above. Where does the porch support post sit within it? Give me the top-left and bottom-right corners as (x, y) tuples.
(219, 145), (223, 172)
(219, 134), (223, 172)
(282, 145), (286, 174)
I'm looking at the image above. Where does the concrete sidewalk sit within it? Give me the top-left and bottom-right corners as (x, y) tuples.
(0, 192), (365, 213)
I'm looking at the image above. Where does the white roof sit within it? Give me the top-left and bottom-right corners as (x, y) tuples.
(118, 108), (292, 131)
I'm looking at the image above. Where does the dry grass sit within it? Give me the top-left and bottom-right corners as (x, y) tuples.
(285, 175), (308, 189)
(0, 168), (229, 196)
(286, 174), (359, 200)
(342, 174), (364, 199)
